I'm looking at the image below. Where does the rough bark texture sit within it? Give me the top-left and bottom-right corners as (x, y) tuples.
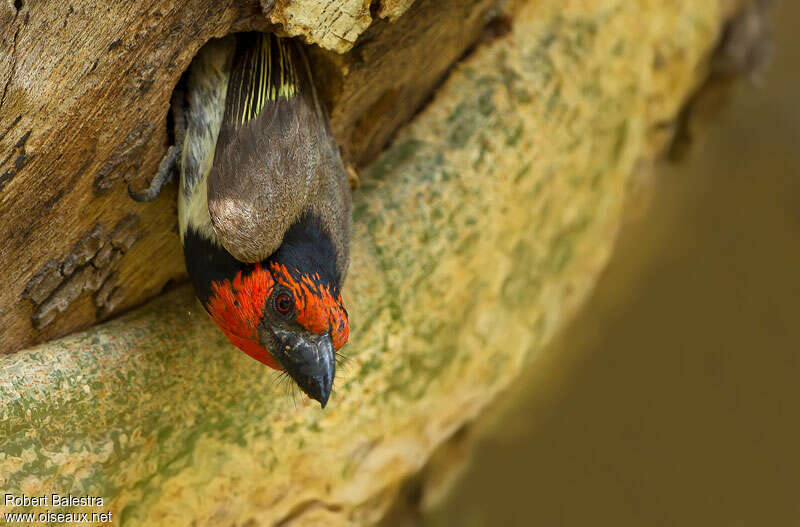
(0, 0), (502, 354)
(0, 1), (747, 525)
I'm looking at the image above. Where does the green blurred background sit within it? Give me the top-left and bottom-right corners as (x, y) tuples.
(425, 2), (799, 525)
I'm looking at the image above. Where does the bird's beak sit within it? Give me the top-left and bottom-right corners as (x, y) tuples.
(269, 328), (335, 408)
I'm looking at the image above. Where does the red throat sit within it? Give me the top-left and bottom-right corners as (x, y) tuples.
(205, 263), (280, 368)
(204, 263), (349, 369)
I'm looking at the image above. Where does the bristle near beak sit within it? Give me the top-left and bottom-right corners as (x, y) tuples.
(269, 327), (335, 408)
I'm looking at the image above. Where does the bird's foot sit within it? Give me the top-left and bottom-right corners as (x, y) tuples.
(346, 162), (361, 190)
(128, 87), (186, 202)
(128, 145), (180, 202)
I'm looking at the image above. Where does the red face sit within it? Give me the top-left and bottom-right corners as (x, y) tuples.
(204, 262), (349, 370)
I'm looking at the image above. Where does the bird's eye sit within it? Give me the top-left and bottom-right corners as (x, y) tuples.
(275, 293), (293, 315)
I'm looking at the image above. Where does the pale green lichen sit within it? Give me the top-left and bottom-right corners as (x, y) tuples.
(0, 0), (728, 524)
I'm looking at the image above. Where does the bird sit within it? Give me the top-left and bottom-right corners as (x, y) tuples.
(129, 33), (352, 408)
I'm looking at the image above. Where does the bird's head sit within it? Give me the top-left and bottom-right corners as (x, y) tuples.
(204, 261), (348, 408)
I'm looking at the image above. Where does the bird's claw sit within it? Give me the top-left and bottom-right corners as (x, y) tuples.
(127, 144), (180, 202)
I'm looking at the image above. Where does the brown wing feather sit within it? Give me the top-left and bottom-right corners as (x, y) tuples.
(207, 33), (350, 271)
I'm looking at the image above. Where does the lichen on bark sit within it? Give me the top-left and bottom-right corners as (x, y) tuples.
(0, 0), (743, 525)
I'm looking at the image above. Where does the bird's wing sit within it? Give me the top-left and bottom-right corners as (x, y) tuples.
(207, 33), (339, 263)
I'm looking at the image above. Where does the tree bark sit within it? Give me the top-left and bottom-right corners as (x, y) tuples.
(0, 0), (754, 524)
(0, 0), (501, 353)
